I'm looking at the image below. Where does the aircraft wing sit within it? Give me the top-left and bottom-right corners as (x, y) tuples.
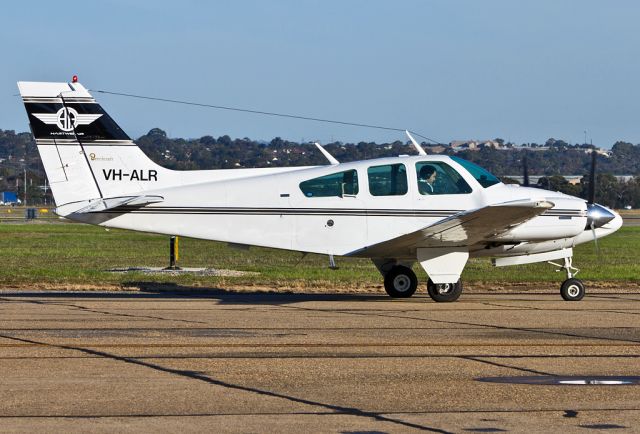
(349, 199), (554, 257)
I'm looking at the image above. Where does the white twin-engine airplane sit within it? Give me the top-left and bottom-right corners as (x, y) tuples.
(18, 80), (622, 302)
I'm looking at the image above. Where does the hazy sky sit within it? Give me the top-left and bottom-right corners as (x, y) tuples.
(2, 1), (639, 147)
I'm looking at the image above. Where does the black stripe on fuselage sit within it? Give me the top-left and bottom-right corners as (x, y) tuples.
(89, 207), (460, 216)
(84, 206), (585, 218)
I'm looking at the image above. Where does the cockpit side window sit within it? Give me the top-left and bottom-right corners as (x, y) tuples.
(416, 162), (472, 195)
(451, 156), (501, 188)
(367, 163), (408, 196)
(299, 169), (359, 197)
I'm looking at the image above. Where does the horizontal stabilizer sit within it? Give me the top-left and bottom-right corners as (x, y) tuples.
(72, 195), (164, 214)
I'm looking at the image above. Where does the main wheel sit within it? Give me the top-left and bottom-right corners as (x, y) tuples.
(560, 278), (585, 301)
(384, 266), (418, 298)
(427, 279), (463, 302)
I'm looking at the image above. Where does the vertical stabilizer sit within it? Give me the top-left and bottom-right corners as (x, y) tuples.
(18, 81), (175, 213)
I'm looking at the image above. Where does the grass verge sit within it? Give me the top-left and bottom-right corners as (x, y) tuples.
(0, 223), (638, 291)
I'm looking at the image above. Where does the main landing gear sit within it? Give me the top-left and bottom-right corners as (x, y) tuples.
(550, 256), (585, 301)
(383, 265), (418, 298)
(381, 264), (462, 302)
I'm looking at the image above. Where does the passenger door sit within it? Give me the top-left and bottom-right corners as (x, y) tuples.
(365, 162), (418, 247)
(290, 169), (367, 255)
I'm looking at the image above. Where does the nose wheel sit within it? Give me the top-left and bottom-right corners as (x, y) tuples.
(427, 279), (463, 302)
(560, 278), (585, 301)
(550, 256), (586, 301)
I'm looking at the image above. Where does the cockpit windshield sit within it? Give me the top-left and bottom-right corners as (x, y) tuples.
(451, 156), (501, 188)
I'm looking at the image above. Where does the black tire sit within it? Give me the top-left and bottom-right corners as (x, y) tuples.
(384, 266), (418, 298)
(560, 278), (585, 301)
(427, 279), (463, 302)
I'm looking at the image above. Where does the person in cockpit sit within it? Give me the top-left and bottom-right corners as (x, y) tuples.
(418, 165), (437, 194)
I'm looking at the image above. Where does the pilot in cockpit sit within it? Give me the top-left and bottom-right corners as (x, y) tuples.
(418, 165), (437, 194)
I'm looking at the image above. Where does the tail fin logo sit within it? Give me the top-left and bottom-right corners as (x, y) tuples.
(33, 108), (102, 132)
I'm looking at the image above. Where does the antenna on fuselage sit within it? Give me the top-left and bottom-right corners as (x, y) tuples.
(314, 142), (339, 165)
(405, 130), (427, 156)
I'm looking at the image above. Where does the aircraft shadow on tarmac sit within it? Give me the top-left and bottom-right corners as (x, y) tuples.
(2, 282), (393, 306)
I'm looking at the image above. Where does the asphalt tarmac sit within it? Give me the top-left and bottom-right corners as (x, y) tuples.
(0, 290), (639, 433)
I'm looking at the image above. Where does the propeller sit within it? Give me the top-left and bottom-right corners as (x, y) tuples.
(522, 153), (529, 187)
(588, 149), (598, 252)
(584, 149), (616, 255)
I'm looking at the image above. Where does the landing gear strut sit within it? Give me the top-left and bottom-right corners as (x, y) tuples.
(549, 256), (585, 301)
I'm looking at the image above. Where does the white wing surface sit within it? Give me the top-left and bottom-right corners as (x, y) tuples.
(349, 199), (554, 257)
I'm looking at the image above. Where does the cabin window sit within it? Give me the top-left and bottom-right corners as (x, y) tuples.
(451, 156), (501, 188)
(416, 162), (472, 195)
(367, 163), (408, 196)
(299, 169), (359, 198)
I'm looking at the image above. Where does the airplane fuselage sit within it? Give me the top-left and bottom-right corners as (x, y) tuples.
(66, 154), (619, 260)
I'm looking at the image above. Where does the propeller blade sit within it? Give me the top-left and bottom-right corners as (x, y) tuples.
(588, 149), (596, 204)
(522, 154), (529, 187)
(590, 220), (600, 256)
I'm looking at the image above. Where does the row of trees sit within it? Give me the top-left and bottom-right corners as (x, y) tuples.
(2, 127), (640, 207)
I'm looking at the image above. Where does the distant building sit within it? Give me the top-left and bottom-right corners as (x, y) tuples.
(593, 148), (612, 157)
(565, 176), (582, 185)
(449, 140), (478, 151)
(502, 175), (633, 185)
(426, 145), (447, 154)
(449, 140), (503, 152)
(479, 140), (501, 149)
(508, 146), (550, 152)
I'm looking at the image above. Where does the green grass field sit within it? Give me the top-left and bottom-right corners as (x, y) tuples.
(0, 222), (637, 290)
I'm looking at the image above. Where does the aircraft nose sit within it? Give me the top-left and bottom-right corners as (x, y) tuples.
(585, 203), (616, 230)
(608, 209), (623, 232)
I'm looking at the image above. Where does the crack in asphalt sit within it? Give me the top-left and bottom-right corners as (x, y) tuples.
(0, 332), (452, 433)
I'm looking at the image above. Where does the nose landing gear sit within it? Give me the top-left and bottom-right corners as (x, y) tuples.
(549, 256), (585, 301)
(427, 279), (463, 302)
